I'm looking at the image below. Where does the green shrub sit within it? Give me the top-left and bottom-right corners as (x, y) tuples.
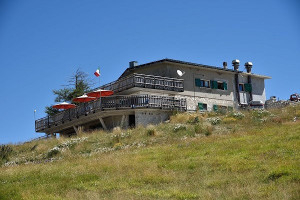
(252, 109), (270, 119)
(111, 134), (121, 143)
(229, 112), (245, 119)
(207, 117), (221, 125)
(47, 147), (60, 158)
(0, 145), (13, 164)
(187, 116), (201, 124)
(146, 129), (156, 136)
(193, 116), (200, 123)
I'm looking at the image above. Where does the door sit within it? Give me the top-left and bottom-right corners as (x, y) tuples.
(129, 115), (136, 127)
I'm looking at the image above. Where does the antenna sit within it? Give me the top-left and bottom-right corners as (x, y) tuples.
(177, 70), (185, 77)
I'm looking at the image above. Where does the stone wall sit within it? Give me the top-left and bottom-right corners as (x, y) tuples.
(135, 110), (170, 126)
(265, 100), (290, 109)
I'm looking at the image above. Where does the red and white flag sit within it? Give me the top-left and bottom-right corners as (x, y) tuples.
(94, 68), (100, 77)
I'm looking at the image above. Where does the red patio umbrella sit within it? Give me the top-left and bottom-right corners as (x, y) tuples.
(72, 94), (96, 103)
(52, 102), (76, 109)
(87, 89), (114, 98)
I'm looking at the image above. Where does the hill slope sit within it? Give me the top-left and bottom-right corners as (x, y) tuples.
(1, 106), (300, 199)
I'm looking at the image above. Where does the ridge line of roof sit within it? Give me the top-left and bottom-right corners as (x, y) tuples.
(119, 58), (271, 79)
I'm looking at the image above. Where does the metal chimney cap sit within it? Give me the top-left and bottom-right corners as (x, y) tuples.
(232, 59), (240, 64)
(129, 61), (138, 68)
(245, 62), (253, 66)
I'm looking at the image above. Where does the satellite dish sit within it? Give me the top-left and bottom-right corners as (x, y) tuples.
(177, 70), (185, 77)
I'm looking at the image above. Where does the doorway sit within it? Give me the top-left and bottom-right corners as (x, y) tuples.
(129, 115), (135, 127)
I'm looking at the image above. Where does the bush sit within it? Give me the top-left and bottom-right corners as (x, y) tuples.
(47, 147), (60, 158)
(252, 109), (270, 119)
(0, 145), (13, 164)
(207, 117), (221, 125)
(173, 124), (187, 132)
(229, 112), (245, 119)
(111, 134), (121, 143)
(146, 129), (156, 136)
(187, 116), (201, 124)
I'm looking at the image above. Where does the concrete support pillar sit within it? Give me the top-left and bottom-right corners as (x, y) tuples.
(73, 126), (80, 135)
(120, 115), (126, 128)
(99, 117), (108, 130)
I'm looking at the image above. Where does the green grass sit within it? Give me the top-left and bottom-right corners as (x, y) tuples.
(1, 105), (300, 199)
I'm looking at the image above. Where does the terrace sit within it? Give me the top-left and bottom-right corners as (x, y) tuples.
(35, 95), (187, 133)
(99, 73), (184, 94)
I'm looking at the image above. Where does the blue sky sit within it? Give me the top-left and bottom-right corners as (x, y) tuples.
(0, 0), (299, 144)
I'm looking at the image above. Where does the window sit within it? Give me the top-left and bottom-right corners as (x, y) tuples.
(239, 84), (244, 91)
(217, 82), (224, 90)
(239, 83), (252, 92)
(195, 79), (210, 88)
(211, 80), (227, 90)
(198, 103), (207, 111)
(201, 80), (210, 88)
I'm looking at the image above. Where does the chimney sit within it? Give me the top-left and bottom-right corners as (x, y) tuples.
(129, 61), (138, 68)
(223, 62), (227, 69)
(232, 59), (240, 71)
(245, 62), (253, 73)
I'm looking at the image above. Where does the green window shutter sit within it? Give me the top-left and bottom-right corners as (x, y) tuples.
(195, 79), (201, 87)
(211, 80), (218, 89)
(198, 103), (204, 110)
(213, 105), (218, 111)
(223, 82), (227, 90)
(244, 83), (252, 92)
(214, 81), (218, 89)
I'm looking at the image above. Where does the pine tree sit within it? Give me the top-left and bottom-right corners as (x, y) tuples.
(45, 69), (93, 115)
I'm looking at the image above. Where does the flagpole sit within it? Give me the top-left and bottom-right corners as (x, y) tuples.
(99, 68), (101, 110)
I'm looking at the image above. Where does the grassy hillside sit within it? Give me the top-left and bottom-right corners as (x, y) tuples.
(1, 105), (300, 199)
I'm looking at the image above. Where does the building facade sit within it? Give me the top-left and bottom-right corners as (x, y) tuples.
(35, 58), (270, 136)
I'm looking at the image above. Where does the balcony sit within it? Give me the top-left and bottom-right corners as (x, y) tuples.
(35, 95), (187, 133)
(99, 73), (184, 93)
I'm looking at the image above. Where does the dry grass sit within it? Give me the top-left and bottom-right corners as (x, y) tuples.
(0, 105), (300, 199)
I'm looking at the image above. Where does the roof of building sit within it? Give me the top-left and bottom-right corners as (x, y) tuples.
(119, 58), (271, 79)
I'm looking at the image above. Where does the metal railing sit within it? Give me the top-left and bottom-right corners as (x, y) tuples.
(98, 73), (184, 93)
(35, 95), (187, 132)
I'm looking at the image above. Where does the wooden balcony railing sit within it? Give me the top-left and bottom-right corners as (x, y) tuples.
(98, 73), (184, 93)
(35, 95), (187, 132)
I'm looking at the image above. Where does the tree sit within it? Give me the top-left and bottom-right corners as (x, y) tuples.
(45, 69), (94, 115)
